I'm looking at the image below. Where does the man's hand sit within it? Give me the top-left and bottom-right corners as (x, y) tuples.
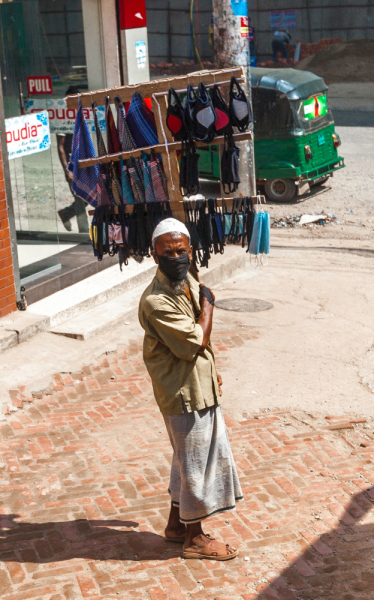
(65, 169), (73, 185)
(199, 284), (215, 307)
(217, 372), (223, 396)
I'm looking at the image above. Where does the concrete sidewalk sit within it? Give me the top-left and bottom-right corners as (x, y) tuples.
(0, 245), (246, 413)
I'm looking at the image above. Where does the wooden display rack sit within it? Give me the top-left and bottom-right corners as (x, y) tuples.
(66, 67), (263, 216)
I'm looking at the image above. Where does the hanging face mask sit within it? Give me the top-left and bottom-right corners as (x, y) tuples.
(156, 252), (191, 281)
(229, 76), (252, 132)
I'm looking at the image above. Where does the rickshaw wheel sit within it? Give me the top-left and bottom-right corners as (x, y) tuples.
(265, 178), (296, 202)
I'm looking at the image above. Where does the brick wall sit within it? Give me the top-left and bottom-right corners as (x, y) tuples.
(0, 138), (17, 318)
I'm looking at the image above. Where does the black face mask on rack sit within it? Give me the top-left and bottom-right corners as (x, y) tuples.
(156, 252), (191, 281)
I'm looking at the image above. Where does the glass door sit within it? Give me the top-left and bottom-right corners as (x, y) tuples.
(0, 0), (89, 286)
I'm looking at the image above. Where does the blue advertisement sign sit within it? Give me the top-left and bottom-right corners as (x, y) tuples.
(271, 10), (296, 30)
(231, 0), (248, 17)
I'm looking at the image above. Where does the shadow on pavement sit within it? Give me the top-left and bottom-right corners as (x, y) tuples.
(0, 516), (182, 562)
(254, 489), (374, 600)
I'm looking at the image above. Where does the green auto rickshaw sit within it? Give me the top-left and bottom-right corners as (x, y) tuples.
(199, 67), (345, 202)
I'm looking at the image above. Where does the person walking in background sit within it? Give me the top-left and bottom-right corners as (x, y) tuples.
(57, 86), (89, 233)
(272, 29), (291, 63)
(248, 17), (257, 59)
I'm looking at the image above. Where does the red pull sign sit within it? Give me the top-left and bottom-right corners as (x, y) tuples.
(27, 76), (53, 95)
(118, 0), (147, 30)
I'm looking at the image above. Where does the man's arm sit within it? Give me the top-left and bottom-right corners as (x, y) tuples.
(197, 284), (223, 395)
(197, 284), (214, 352)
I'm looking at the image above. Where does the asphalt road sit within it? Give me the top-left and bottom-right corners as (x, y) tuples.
(268, 125), (374, 225)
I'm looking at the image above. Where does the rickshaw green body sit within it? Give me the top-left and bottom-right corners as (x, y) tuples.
(199, 68), (344, 191)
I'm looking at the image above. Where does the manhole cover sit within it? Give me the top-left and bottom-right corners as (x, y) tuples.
(215, 298), (273, 312)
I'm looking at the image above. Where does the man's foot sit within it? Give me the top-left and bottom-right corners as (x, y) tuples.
(183, 533), (238, 560)
(164, 524), (187, 543)
(58, 210), (72, 232)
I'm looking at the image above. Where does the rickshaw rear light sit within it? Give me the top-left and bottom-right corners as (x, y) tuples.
(332, 133), (341, 148)
(304, 145), (313, 160)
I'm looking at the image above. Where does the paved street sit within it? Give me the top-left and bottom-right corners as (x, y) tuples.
(1, 328), (374, 600)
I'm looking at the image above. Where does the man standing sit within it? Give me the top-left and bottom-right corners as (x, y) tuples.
(138, 218), (243, 560)
(57, 86), (89, 233)
(272, 29), (291, 63)
(248, 17), (257, 61)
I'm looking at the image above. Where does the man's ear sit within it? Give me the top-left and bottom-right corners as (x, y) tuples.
(189, 245), (193, 260)
(151, 250), (159, 265)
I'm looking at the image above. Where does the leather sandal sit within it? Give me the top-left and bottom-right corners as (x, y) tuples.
(183, 537), (238, 561)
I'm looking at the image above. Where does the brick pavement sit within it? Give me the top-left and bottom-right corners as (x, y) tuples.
(1, 334), (374, 600)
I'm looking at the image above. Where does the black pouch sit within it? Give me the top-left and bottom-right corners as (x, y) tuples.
(208, 198), (225, 254)
(196, 200), (213, 268)
(212, 85), (233, 137)
(183, 85), (197, 140)
(146, 201), (172, 249)
(166, 88), (188, 141)
(184, 201), (203, 268)
(229, 76), (252, 132)
(244, 196), (255, 252)
(180, 141), (200, 196)
(221, 134), (240, 194)
(192, 82), (216, 143)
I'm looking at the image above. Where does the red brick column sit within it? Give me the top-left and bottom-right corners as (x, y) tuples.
(0, 137), (17, 317)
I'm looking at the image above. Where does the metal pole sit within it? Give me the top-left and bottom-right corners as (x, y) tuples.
(212, 0), (255, 197)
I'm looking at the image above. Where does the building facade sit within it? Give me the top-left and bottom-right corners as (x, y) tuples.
(249, 0), (374, 61)
(0, 0), (151, 309)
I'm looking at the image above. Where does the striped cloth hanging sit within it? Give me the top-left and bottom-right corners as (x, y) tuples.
(127, 92), (159, 148)
(120, 157), (134, 205)
(115, 96), (137, 151)
(141, 153), (156, 203)
(68, 100), (98, 206)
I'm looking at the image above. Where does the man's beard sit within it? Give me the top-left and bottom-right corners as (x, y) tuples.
(169, 277), (189, 295)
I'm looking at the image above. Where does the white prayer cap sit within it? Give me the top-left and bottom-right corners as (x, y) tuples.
(152, 218), (190, 246)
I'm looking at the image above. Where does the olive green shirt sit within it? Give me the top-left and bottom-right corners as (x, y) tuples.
(138, 269), (220, 416)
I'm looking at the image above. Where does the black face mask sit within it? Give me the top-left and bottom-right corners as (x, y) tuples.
(156, 252), (191, 281)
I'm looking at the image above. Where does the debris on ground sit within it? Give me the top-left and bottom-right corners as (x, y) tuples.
(296, 39), (374, 83)
(271, 213), (338, 228)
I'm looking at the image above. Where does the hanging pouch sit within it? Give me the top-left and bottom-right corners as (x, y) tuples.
(108, 223), (123, 245)
(187, 144), (200, 195)
(166, 88), (188, 141)
(193, 82), (216, 143)
(259, 212), (271, 256)
(179, 146), (188, 196)
(149, 149), (169, 202)
(224, 214), (232, 236)
(141, 151), (156, 203)
(183, 201), (203, 267)
(221, 135), (241, 194)
(183, 85), (197, 140)
(208, 198), (224, 254)
(229, 76), (252, 132)
(120, 157), (134, 205)
(212, 85), (233, 137)
(196, 200), (213, 268)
